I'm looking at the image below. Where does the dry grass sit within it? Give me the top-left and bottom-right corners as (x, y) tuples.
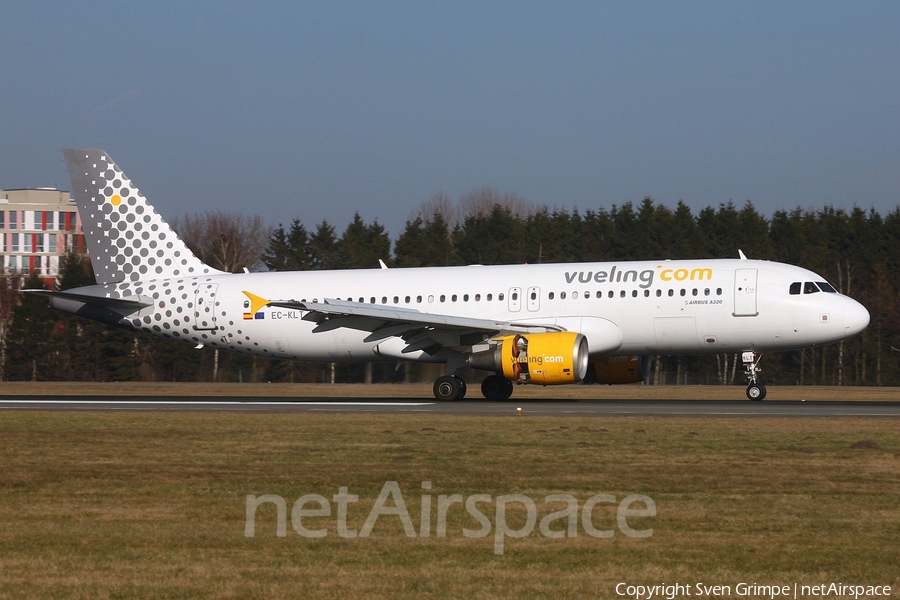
(0, 412), (898, 599)
(1, 380), (899, 400)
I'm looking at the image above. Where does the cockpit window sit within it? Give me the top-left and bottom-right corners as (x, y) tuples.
(817, 281), (838, 293)
(789, 282), (801, 295)
(803, 282), (820, 294)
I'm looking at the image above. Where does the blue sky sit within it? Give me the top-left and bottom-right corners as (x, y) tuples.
(2, 1), (898, 236)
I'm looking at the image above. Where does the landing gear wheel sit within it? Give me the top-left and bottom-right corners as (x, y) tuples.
(741, 351), (766, 401)
(434, 376), (466, 401)
(481, 375), (514, 401)
(746, 384), (766, 401)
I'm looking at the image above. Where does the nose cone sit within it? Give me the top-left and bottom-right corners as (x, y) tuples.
(843, 299), (870, 338)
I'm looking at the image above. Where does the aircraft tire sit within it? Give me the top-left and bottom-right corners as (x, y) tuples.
(434, 376), (466, 401)
(481, 375), (513, 401)
(746, 383), (766, 401)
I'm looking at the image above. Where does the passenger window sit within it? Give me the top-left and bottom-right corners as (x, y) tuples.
(382, 297), (388, 304)
(572, 291), (579, 299)
(608, 290), (614, 298)
(817, 282), (837, 293)
(511, 292), (518, 301)
(716, 288), (722, 296)
(644, 290), (650, 297)
(549, 292), (555, 300)
(668, 289), (674, 297)
(561, 292), (567, 299)
(692, 289), (698, 296)
(370, 297), (376, 304)
(393, 296), (399, 304)
(440, 295), (446, 302)
(451, 294), (457, 302)
(704, 288), (710, 296)
(619, 290), (626, 298)
(789, 282), (801, 295)
(417, 296), (422, 303)
(632, 290), (638, 298)
(488, 294), (493, 301)
(596, 291), (603, 299)
(680, 289), (686, 297)
(499, 293), (504, 301)
(475, 294), (481, 301)
(804, 282), (820, 294)
(463, 294), (469, 302)
(530, 291), (536, 300)
(428, 295), (434, 303)
(656, 289), (661, 297)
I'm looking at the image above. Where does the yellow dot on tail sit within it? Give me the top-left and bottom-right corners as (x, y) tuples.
(111, 194), (122, 206)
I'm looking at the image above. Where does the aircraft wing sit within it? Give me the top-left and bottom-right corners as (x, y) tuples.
(265, 297), (563, 354)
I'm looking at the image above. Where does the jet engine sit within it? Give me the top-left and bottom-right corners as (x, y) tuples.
(586, 355), (652, 385)
(468, 332), (589, 385)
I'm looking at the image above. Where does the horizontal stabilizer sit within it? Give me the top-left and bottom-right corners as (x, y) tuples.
(23, 289), (154, 311)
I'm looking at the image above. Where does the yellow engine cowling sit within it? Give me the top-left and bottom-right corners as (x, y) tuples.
(588, 355), (651, 385)
(469, 332), (590, 385)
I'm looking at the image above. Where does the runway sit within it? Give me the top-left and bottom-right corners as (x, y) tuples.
(1, 396), (899, 416)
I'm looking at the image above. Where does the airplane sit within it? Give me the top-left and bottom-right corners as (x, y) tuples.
(30, 148), (870, 402)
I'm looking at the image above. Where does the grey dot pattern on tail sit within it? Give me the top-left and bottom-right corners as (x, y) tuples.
(65, 148), (215, 284)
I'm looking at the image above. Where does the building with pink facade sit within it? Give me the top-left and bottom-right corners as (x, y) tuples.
(0, 188), (85, 286)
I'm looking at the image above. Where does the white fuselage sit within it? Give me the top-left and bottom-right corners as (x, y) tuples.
(58, 258), (869, 363)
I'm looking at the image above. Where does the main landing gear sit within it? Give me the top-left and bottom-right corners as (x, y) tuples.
(433, 375), (467, 402)
(433, 374), (514, 401)
(480, 374), (514, 401)
(742, 351), (766, 401)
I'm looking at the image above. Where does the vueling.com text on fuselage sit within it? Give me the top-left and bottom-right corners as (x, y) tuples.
(564, 265), (714, 289)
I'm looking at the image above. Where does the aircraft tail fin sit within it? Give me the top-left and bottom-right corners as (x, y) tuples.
(63, 148), (224, 284)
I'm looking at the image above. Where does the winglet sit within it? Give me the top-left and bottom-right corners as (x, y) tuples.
(738, 249), (748, 260)
(379, 259), (389, 270)
(242, 291), (270, 315)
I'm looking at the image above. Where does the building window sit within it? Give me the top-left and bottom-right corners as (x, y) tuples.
(0, 212), (4, 228)
(24, 235), (32, 253)
(9, 212), (16, 230)
(58, 212), (66, 231)
(36, 235), (45, 252)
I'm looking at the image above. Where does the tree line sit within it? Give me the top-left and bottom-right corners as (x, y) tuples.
(3, 191), (898, 386)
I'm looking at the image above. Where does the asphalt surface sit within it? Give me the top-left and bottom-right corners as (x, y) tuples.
(1, 396), (899, 416)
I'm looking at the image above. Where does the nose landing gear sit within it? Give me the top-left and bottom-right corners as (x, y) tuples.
(742, 351), (766, 401)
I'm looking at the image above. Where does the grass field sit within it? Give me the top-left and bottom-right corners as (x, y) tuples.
(0, 408), (898, 599)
